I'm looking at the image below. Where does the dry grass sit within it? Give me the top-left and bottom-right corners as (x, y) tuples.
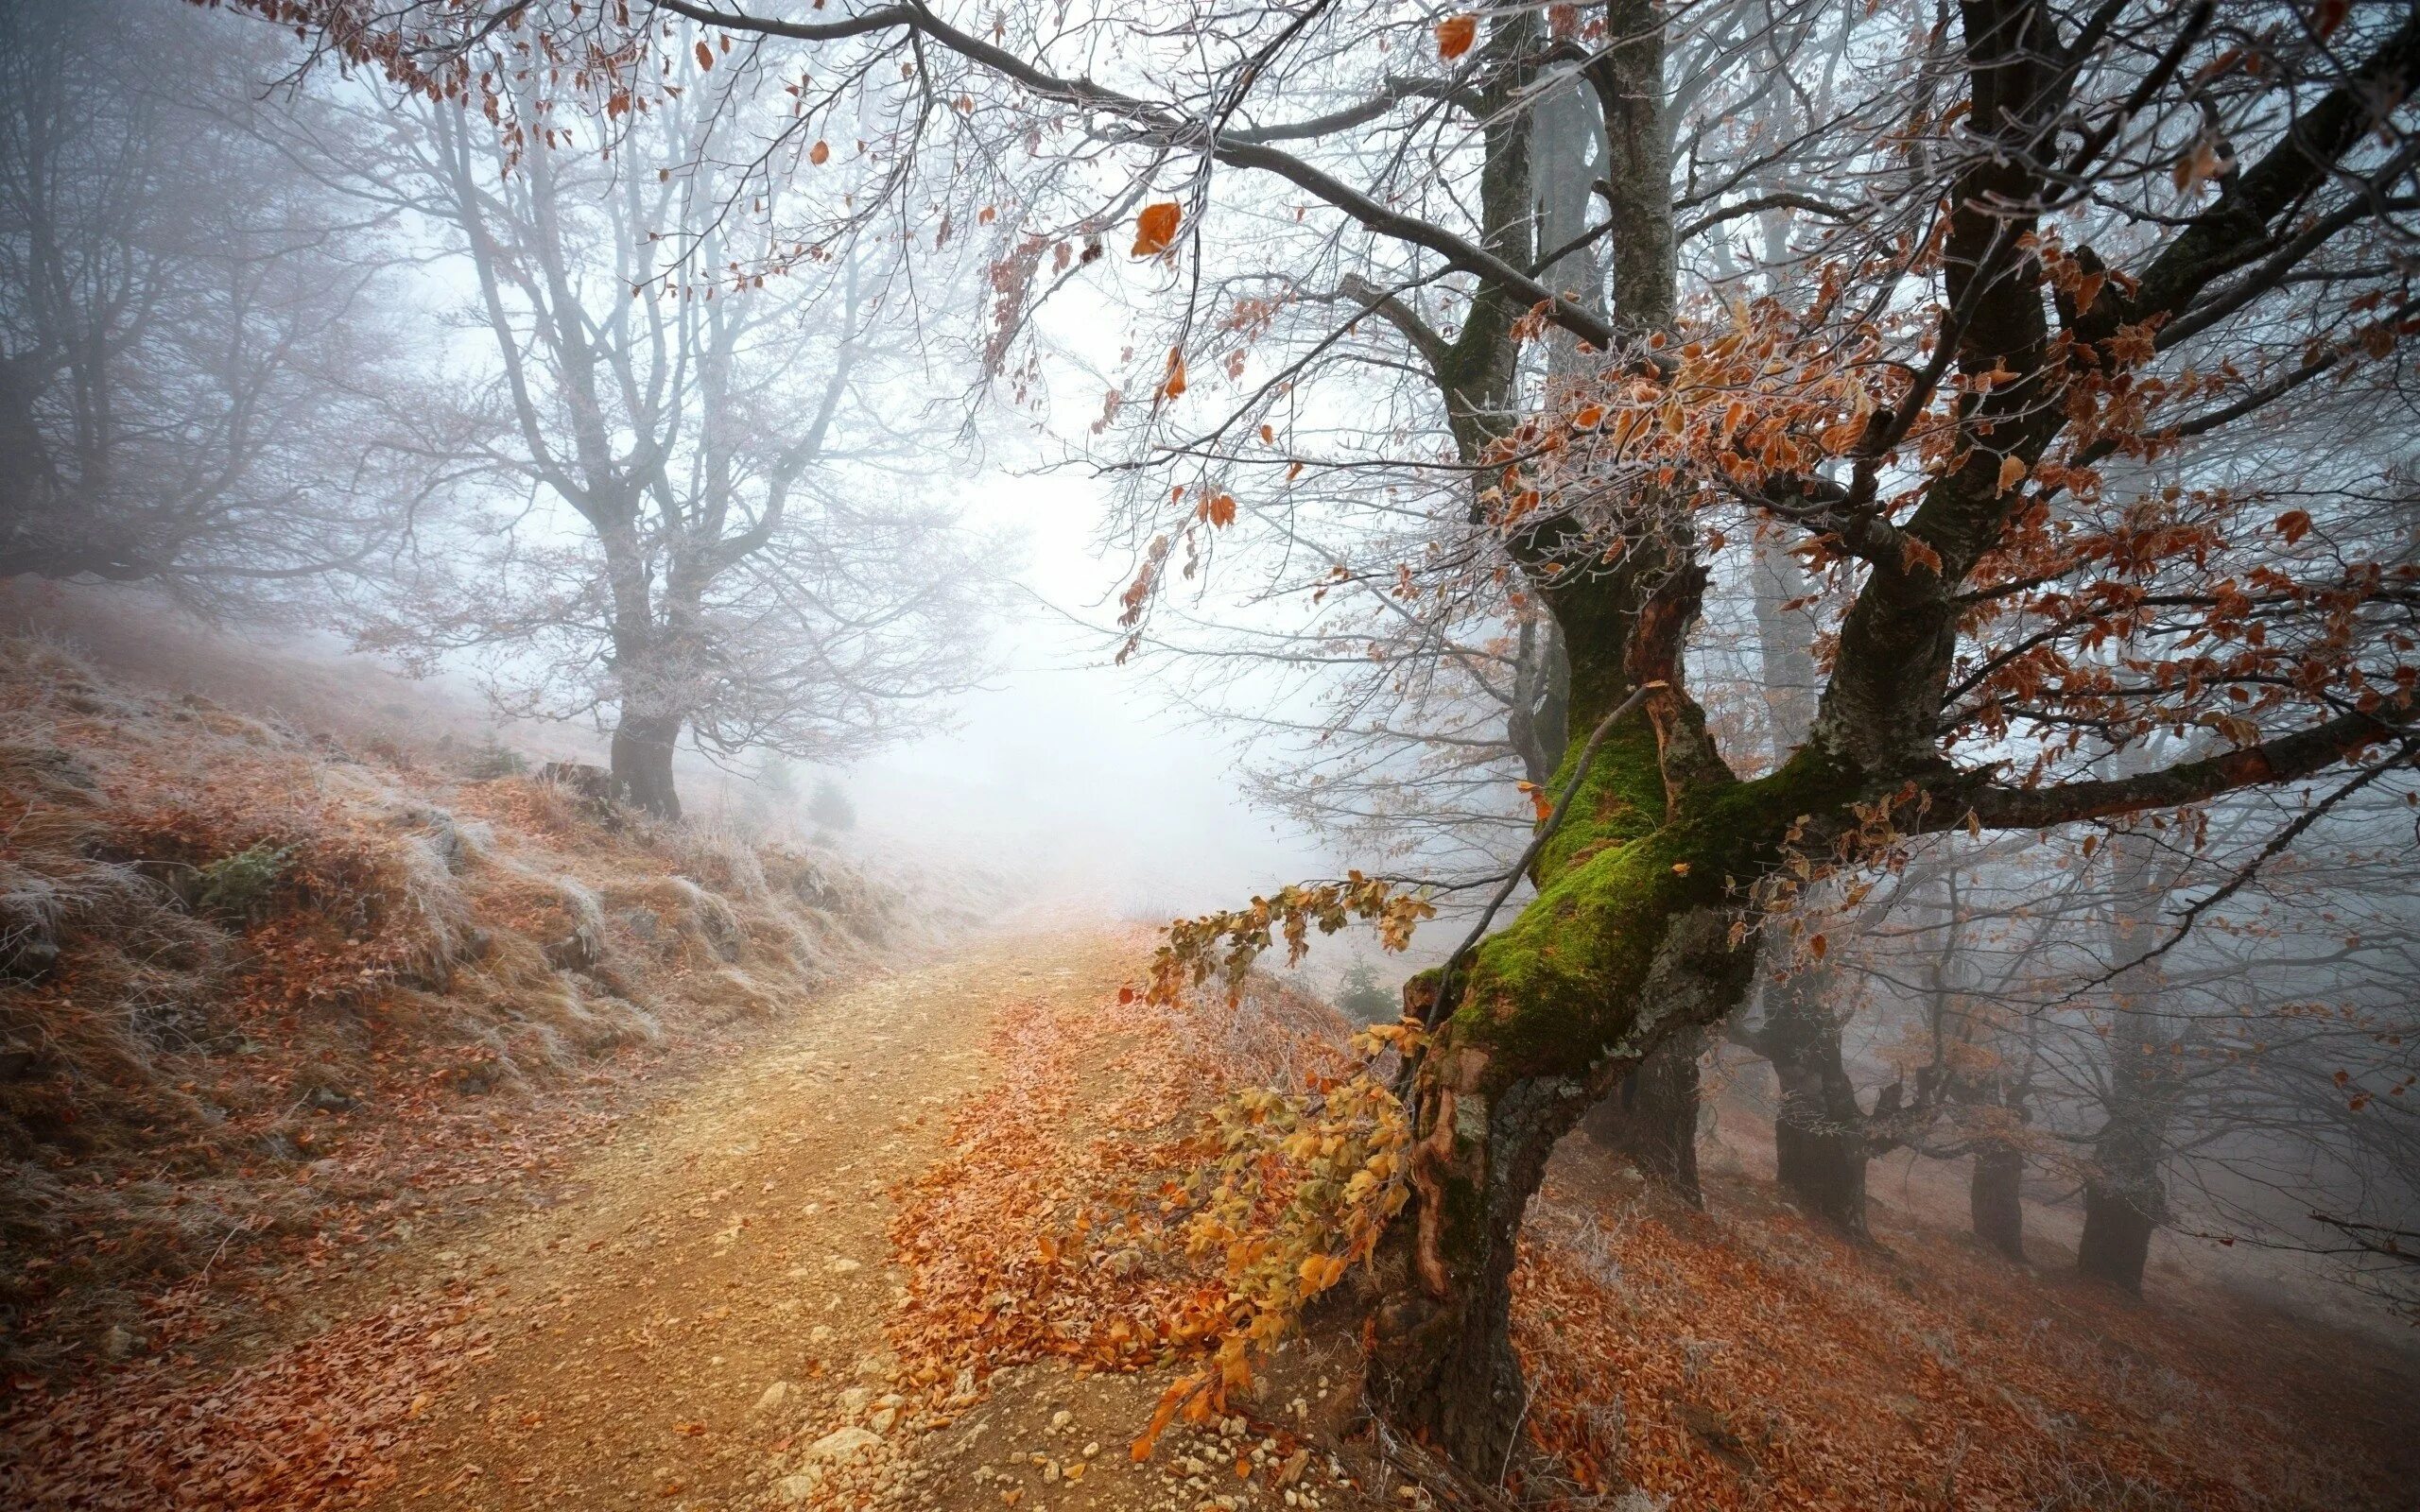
(0, 629), (948, 1378)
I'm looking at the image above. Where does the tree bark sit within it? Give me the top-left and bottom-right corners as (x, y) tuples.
(611, 711), (683, 819)
(2077, 1086), (2172, 1292)
(1750, 967), (1874, 1240)
(1365, 1068), (1593, 1472)
(1772, 1083), (1869, 1239)
(1374, 904), (1758, 1470)
(1582, 1022), (1703, 1206)
(1968, 1144), (2025, 1263)
(2077, 1174), (2159, 1292)
(2076, 829), (2183, 1293)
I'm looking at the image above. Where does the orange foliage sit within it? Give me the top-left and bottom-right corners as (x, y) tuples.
(888, 977), (1409, 1452)
(889, 973), (2407, 1507)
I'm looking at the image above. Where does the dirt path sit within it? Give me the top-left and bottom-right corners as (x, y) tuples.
(367, 929), (1151, 1512)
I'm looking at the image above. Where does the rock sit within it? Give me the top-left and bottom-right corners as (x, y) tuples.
(826, 1257), (863, 1275)
(777, 1469), (823, 1503)
(841, 1386), (873, 1417)
(756, 1381), (793, 1413)
(806, 1426), (883, 1464)
(1049, 1409), (1072, 1431)
(810, 1324), (835, 1344)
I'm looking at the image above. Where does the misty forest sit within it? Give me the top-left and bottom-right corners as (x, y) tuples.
(3, 1), (2419, 1507)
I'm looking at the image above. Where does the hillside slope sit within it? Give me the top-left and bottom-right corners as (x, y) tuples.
(3, 628), (2412, 1512)
(0, 629), (967, 1377)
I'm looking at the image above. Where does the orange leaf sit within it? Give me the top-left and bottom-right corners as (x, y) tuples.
(2275, 508), (2313, 545)
(1159, 348), (1188, 400)
(1259, 422), (1274, 445)
(695, 40), (713, 71)
(1994, 454), (2027, 495)
(1132, 200), (1183, 257)
(1132, 1374), (1201, 1461)
(1206, 493), (1237, 528)
(1436, 14), (1478, 60)
(808, 140), (830, 165)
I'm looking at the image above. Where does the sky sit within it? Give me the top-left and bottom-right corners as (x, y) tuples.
(843, 465), (1339, 921)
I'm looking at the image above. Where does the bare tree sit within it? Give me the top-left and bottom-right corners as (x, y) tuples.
(343, 35), (994, 816)
(0, 0), (433, 610)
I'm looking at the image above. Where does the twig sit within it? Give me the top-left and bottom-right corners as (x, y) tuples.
(199, 1214), (256, 1280)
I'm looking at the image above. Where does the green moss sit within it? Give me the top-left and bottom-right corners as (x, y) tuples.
(1532, 712), (1667, 884)
(1446, 744), (1862, 1088)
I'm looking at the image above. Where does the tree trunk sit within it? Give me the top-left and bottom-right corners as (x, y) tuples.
(1771, 1076), (1869, 1239)
(2078, 1174), (2159, 1292)
(1366, 1070), (1593, 1472)
(1373, 903), (1759, 1471)
(1582, 1023), (1703, 1206)
(2076, 830), (2182, 1294)
(1968, 1144), (2025, 1263)
(611, 711), (683, 819)
(1752, 968), (1873, 1240)
(2076, 1093), (2171, 1292)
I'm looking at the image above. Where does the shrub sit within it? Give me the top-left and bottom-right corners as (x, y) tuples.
(194, 842), (294, 924)
(462, 740), (528, 780)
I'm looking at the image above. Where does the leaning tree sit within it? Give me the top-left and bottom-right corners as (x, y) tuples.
(243, 0), (2420, 1474)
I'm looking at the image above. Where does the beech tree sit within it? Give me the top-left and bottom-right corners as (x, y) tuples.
(330, 26), (994, 816)
(0, 0), (432, 608)
(245, 0), (2420, 1475)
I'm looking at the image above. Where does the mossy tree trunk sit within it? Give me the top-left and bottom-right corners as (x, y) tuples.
(1362, 538), (1868, 1466)
(1343, 0), (2411, 1474)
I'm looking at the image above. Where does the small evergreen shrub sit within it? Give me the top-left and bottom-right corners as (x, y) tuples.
(195, 842), (294, 923)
